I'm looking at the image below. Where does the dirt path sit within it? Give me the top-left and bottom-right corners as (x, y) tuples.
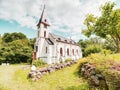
(0, 65), (29, 89)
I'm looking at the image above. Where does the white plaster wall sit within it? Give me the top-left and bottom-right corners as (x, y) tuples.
(40, 24), (50, 38)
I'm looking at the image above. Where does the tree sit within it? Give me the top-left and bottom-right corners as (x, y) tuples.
(78, 37), (104, 57)
(29, 38), (36, 49)
(0, 32), (34, 64)
(2, 32), (27, 43)
(82, 2), (120, 52)
(0, 39), (33, 64)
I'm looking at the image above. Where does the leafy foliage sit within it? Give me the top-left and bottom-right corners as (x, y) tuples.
(84, 45), (102, 56)
(0, 32), (34, 64)
(33, 59), (46, 67)
(83, 2), (120, 52)
(64, 58), (72, 62)
(2, 32), (27, 43)
(78, 37), (104, 57)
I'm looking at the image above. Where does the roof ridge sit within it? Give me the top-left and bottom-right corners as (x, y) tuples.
(49, 33), (74, 42)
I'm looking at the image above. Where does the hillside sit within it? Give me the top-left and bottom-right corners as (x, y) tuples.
(0, 63), (88, 90)
(78, 53), (120, 90)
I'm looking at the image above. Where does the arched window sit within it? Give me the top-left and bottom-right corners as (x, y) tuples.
(46, 47), (48, 53)
(44, 31), (46, 38)
(72, 49), (74, 55)
(67, 48), (69, 56)
(60, 48), (63, 56)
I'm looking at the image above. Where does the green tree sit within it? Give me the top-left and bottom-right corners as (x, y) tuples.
(0, 32), (34, 64)
(78, 37), (104, 57)
(2, 32), (27, 43)
(8, 39), (33, 63)
(83, 2), (120, 52)
(29, 38), (36, 49)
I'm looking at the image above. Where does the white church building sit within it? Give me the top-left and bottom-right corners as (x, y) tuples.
(33, 6), (82, 64)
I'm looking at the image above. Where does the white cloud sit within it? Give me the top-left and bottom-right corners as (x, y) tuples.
(0, 0), (118, 41)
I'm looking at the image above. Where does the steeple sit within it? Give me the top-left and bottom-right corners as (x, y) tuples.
(37, 5), (50, 29)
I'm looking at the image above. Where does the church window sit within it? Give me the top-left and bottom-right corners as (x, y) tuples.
(44, 19), (47, 22)
(46, 47), (48, 53)
(67, 48), (69, 56)
(44, 31), (46, 38)
(60, 48), (63, 56)
(72, 49), (74, 55)
(58, 38), (61, 41)
(65, 40), (67, 42)
(36, 46), (38, 52)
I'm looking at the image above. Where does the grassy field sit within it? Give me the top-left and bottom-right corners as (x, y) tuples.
(0, 62), (88, 90)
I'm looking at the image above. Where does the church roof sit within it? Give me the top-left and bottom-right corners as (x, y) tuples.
(46, 38), (54, 45)
(49, 33), (78, 46)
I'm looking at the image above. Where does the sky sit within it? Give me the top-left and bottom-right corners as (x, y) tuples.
(0, 0), (120, 41)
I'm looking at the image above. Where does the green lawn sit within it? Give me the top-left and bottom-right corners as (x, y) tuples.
(0, 63), (88, 90)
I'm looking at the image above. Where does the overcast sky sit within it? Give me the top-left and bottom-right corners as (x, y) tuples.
(0, 0), (119, 41)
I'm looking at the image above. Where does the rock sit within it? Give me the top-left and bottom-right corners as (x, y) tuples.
(37, 75), (41, 79)
(31, 65), (36, 71)
(90, 75), (99, 86)
(28, 61), (77, 81)
(32, 78), (37, 82)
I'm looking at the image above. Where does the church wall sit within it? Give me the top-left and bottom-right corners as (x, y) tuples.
(40, 24), (50, 38)
(37, 38), (49, 63)
(54, 42), (82, 63)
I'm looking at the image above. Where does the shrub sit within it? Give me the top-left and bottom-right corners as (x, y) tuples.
(33, 59), (46, 67)
(84, 45), (101, 57)
(64, 58), (72, 62)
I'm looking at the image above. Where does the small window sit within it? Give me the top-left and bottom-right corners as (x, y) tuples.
(36, 46), (38, 52)
(58, 38), (61, 41)
(44, 19), (47, 22)
(44, 31), (46, 38)
(67, 48), (69, 56)
(60, 48), (63, 56)
(46, 47), (48, 53)
(72, 49), (74, 55)
(65, 40), (67, 42)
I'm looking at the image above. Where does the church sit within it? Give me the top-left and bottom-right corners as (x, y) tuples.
(33, 6), (82, 64)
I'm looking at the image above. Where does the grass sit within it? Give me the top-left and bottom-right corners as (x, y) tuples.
(78, 53), (120, 90)
(0, 62), (88, 90)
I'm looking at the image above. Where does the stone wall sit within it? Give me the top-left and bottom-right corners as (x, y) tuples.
(79, 63), (120, 90)
(81, 63), (108, 90)
(28, 60), (77, 81)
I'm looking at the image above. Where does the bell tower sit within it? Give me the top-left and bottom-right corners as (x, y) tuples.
(33, 5), (50, 60)
(36, 5), (50, 39)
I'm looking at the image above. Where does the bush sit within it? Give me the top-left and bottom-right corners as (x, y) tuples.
(64, 58), (72, 62)
(33, 59), (46, 67)
(84, 45), (101, 57)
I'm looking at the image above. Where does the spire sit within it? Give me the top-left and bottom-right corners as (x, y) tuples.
(37, 5), (45, 29)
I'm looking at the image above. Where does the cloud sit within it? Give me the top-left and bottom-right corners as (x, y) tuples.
(0, 0), (118, 41)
